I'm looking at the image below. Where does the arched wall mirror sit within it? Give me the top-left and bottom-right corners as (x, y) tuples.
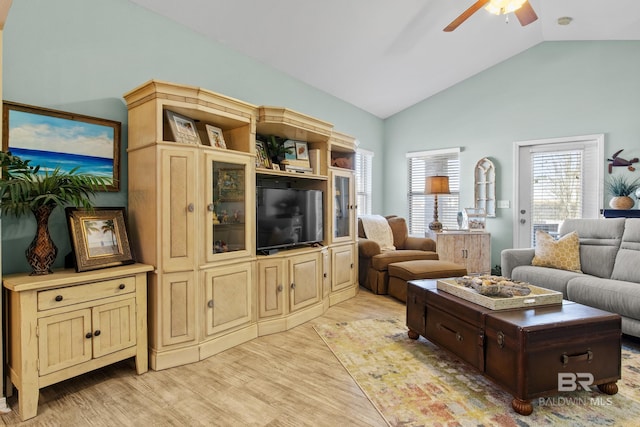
(474, 157), (496, 217)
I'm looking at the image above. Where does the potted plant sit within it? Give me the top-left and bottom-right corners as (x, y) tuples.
(0, 151), (110, 275)
(606, 174), (640, 210)
(263, 135), (294, 166)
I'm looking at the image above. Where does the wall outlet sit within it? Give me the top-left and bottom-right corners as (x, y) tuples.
(497, 200), (510, 209)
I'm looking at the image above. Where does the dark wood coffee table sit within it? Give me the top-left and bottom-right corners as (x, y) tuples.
(406, 279), (621, 415)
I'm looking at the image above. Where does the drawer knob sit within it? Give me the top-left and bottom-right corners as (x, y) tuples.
(94, 330), (101, 337)
(119, 283), (126, 290)
(85, 332), (92, 339)
(55, 295), (63, 302)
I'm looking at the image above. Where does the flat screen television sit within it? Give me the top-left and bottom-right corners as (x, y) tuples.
(256, 187), (324, 252)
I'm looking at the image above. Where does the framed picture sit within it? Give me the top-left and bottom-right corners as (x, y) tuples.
(217, 168), (245, 201)
(295, 141), (309, 160)
(2, 101), (121, 191)
(283, 140), (297, 160)
(66, 207), (135, 272)
(255, 140), (271, 169)
(165, 110), (201, 145)
(205, 124), (226, 148)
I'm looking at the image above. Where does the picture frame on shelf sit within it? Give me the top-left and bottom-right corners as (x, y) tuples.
(295, 141), (309, 160)
(255, 140), (271, 169)
(65, 207), (135, 272)
(464, 207), (487, 232)
(2, 101), (121, 192)
(205, 124), (226, 148)
(283, 140), (297, 160)
(164, 110), (201, 145)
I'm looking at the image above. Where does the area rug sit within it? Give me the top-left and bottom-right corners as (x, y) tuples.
(313, 318), (640, 427)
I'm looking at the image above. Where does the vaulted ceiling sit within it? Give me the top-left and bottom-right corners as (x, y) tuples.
(129, 0), (640, 118)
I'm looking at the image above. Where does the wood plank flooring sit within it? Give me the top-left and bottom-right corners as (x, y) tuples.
(1, 288), (404, 426)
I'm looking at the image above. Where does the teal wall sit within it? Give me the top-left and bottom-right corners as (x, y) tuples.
(3, 1), (640, 274)
(1, 0), (384, 274)
(384, 41), (640, 267)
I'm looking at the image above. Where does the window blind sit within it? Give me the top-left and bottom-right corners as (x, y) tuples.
(355, 149), (373, 216)
(407, 148), (460, 236)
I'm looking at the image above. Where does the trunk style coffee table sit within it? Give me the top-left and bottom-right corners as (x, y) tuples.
(406, 279), (621, 415)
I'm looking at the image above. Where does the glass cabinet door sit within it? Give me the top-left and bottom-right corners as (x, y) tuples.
(205, 154), (253, 262)
(333, 170), (354, 241)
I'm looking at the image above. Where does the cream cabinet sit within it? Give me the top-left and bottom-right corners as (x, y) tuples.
(124, 80), (358, 370)
(428, 231), (491, 275)
(3, 263), (152, 421)
(257, 248), (325, 335)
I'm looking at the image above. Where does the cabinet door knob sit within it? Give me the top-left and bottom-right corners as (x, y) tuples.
(207, 203), (214, 212)
(55, 295), (63, 302)
(277, 284), (283, 292)
(118, 283), (126, 290)
(187, 203), (195, 212)
(290, 283), (296, 289)
(208, 299), (214, 308)
(94, 330), (101, 337)
(85, 332), (92, 339)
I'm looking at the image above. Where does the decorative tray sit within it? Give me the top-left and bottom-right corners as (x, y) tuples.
(437, 276), (563, 310)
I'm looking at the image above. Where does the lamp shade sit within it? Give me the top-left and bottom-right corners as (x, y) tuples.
(425, 176), (450, 195)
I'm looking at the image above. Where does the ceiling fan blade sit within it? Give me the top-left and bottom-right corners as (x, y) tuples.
(515, 0), (538, 26)
(443, 0), (490, 32)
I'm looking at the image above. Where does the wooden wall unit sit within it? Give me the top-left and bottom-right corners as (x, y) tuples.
(124, 80), (358, 370)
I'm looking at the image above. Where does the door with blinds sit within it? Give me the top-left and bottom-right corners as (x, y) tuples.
(407, 148), (460, 236)
(515, 135), (604, 248)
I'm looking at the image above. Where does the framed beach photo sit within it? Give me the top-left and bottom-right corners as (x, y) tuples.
(205, 124), (226, 148)
(2, 101), (121, 191)
(164, 110), (201, 145)
(66, 207), (135, 272)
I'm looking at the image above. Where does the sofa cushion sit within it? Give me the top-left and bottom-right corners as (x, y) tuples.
(371, 250), (438, 271)
(531, 230), (582, 272)
(611, 218), (640, 283)
(511, 265), (584, 298)
(559, 218), (625, 279)
(567, 276), (640, 321)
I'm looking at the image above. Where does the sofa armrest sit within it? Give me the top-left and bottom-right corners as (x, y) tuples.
(402, 237), (436, 252)
(358, 238), (382, 258)
(501, 248), (535, 278)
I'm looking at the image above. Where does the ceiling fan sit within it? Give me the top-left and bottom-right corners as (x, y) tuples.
(444, 0), (538, 32)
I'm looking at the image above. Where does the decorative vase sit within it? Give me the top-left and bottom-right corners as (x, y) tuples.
(25, 204), (58, 275)
(609, 196), (635, 210)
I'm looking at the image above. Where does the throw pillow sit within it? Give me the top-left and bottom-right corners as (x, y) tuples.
(531, 230), (582, 272)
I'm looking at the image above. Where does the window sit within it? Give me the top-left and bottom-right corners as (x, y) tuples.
(407, 148), (460, 236)
(515, 134), (604, 248)
(355, 148), (374, 216)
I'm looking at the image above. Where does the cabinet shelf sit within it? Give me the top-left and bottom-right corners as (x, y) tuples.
(256, 169), (328, 181)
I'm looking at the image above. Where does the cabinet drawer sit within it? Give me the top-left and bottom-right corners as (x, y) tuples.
(425, 305), (484, 370)
(38, 276), (136, 311)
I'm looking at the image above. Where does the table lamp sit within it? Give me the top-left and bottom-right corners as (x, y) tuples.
(425, 176), (450, 232)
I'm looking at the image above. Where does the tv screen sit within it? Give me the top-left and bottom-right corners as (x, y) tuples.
(256, 187), (324, 252)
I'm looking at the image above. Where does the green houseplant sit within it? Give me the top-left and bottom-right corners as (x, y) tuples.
(605, 175), (640, 210)
(0, 151), (110, 275)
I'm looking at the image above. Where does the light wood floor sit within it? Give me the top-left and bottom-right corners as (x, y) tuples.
(1, 288), (404, 426)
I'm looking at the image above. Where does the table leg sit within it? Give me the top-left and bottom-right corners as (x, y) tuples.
(598, 382), (618, 395)
(512, 398), (533, 416)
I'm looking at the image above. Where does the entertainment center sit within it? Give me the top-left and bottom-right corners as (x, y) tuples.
(124, 80), (358, 370)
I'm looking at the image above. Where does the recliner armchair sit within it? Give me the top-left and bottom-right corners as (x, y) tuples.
(358, 215), (438, 294)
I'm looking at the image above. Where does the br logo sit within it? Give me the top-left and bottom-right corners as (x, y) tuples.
(558, 373), (594, 391)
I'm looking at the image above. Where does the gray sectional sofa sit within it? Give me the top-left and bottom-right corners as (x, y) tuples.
(501, 218), (640, 338)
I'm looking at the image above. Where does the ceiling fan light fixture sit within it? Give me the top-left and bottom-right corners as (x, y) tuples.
(485, 0), (527, 16)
